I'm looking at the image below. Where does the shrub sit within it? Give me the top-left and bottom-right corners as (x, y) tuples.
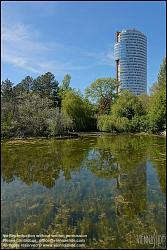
(97, 115), (114, 132)
(114, 117), (129, 132)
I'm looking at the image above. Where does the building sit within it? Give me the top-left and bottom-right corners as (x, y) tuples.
(114, 29), (147, 95)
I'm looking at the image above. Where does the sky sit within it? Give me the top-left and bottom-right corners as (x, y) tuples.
(1, 1), (166, 93)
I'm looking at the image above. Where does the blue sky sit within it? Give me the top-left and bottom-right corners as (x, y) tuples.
(1, 1), (166, 93)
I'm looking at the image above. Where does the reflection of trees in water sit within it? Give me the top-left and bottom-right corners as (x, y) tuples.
(81, 135), (166, 248)
(96, 135), (166, 196)
(85, 135), (148, 217)
(115, 163), (147, 217)
(84, 148), (119, 179)
(1, 135), (166, 249)
(148, 138), (166, 195)
(1, 138), (96, 187)
(1, 135), (165, 192)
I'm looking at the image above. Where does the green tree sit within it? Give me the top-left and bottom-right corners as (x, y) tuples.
(18, 92), (72, 137)
(18, 92), (54, 136)
(59, 74), (72, 106)
(138, 93), (150, 113)
(32, 72), (60, 107)
(111, 91), (146, 120)
(62, 90), (95, 131)
(85, 78), (118, 115)
(148, 57), (166, 132)
(61, 74), (71, 91)
(47, 110), (73, 136)
(1, 79), (18, 138)
(1, 79), (13, 98)
(13, 76), (33, 95)
(152, 57), (166, 92)
(97, 91), (148, 133)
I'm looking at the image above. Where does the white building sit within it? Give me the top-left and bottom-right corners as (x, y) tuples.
(114, 29), (147, 95)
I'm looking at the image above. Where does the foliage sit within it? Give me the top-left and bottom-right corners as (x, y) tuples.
(32, 72), (60, 107)
(61, 74), (71, 91)
(18, 92), (55, 136)
(111, 90), (146, 119)
(97, 115), (114, 132)
(97, 58), (166, 134)
(62, 90), (96, 131)
(148, 58), (166, 132)
(1, 79), (15, 101)
(18, 92), (73, 137)
(13, 76), (33, 95)
(129, 115), (149, 132)
(85, 78), (118, 114)
(47, 110), (73, 136)
(1, 79), (19, 138)
(1, 57), (166, 137)
(97, 91), (147, 133)
(1, 73), (73, 138)
(1, 111), (19, 138)
(138, 93), (150, 113)
(59, 74), (72, 107)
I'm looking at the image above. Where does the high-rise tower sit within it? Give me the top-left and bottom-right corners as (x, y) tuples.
(114, 29), (147, 95)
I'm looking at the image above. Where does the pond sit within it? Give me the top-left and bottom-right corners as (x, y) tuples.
(1, 135), (166, 249)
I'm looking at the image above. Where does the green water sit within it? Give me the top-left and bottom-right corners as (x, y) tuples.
(1, 135), (166, 249)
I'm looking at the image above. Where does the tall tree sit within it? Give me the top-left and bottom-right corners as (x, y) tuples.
(61, 74), (71, 91)
(148, 57), (166, 132)
(59, 74), (72, 106)
(32, 72), (60, 107)
(157, 57), (166, 89)
(1, 79), (14, 101)
(1, 79), (18, 138)
(14, 76), (33, 95)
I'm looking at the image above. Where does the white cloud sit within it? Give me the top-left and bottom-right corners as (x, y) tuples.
(2, 22), (115, 75)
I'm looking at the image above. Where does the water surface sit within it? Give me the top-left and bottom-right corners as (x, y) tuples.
(1, 135), (166, 249)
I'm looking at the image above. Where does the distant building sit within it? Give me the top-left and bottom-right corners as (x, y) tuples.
(114, 29), (147, 95)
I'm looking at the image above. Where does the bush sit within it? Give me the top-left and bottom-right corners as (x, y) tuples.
(62, 90), (95, 131)
(111, 91), (146, 120)
(129, 115), (149, 132)
(97, 115), (114, 132)
(114, 117), (129, 132)
(97, 115), (129, 133)
(1, 111), (19, 138)
(47, 111), (73, 136)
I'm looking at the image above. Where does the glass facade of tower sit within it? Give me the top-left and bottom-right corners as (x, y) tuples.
(114, 29), (147, 95)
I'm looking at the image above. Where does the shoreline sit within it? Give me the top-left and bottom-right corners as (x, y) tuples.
(1, 131), (166, 143)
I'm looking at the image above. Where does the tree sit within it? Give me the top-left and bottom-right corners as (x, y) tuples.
(85, 78), (118, 115)
(1, 79), (14, 101)
(152, 57), (166, 92)
(18, 92), (52, 136)
(138, 93), (150, 114)
(18, 92), (72, 137)
(61, 74), (71, 91)
(59, 74), (72, 106)
(97, 91), (148, 133)
(32, 72), (60, 107)
(62, 90), (95, 131)
(111, 91), (146, 120)
(148, 57), (166, 132)
(47, 110), (73, 136)
(97, 115), (115, 132)
(13, 76), (33, 95)
(1, 79), (18, 138)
